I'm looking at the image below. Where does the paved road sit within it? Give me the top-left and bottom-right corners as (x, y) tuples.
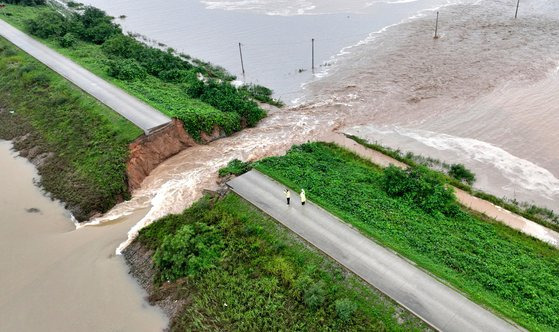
(228, 170), (521, 332)
(0, 19), (171, 134)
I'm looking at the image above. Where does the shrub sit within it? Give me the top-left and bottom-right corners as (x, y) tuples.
(66, 1), (83, 8)
(25, 12), (68, 39)
(242, 84), (284, 107)
(303, 281), (326, 310)
(58, 32), (78, 48)
(4, 0), (46, 5)
(159, 68), (196, 83)
(106, 58), (146, 81)
(187, 79), (266, 127)
(382, 165), (458, 216)
(335, 298), (357, 322)
(78, 7), (120, 44)
(218, 159), (252, 177)
(153, 222), (223, 281)
(449, 163), (476, 185)
(101, 34), (141, 58)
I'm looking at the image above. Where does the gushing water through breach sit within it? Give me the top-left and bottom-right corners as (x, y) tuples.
(85, 0), (559, 252)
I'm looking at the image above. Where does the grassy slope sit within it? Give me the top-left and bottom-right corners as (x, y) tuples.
(137, 193), (430, 331)
(1, 4), (264, 140)
(255, 142), (559, 332)
(347, 135), (559, 232)
(0, 37), (142, 220)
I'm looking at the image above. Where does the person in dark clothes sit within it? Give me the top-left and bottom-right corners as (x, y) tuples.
(284, 188), (290, 205)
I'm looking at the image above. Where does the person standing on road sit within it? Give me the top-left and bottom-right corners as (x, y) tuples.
(300, 189), (306, 206)
(285, 189), (290, 205)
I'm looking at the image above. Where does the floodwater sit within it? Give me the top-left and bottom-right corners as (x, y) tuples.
(81, 0), (558, 252)
(4, 0), (559, 329)
(0, 141), (167, 331)
(81, 0), (468, 103)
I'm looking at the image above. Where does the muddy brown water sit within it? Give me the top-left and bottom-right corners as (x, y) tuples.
(4, 0), (559, 329)
(89, 0), (559, 253)
(0, 141), (167, 331)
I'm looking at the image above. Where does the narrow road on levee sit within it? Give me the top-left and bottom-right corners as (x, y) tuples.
(228, 170), (521, 332)
(0, 19), (171, 134)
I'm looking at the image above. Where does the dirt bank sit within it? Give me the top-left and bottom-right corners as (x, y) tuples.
(122, 241), (186, 324)
(127, 121), (227, 191)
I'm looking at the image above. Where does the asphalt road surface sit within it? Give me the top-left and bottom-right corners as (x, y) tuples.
(0, 19), (171, 134)
(228, 170), (522, 332)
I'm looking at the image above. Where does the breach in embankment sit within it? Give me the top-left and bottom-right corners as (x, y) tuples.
(0, 1), (280, 220)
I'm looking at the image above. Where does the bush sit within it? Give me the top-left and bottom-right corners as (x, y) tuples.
(335, 298), (357, 322)
(303, 281), (326, 310)
(159, 68), (196, 83)
(106, 58), (146, 81)
(449, 163), (476, 185)
(78, 7), (120, 44)
(4, 0), (46, 5)
(25, 12), (68, 39)
(242, 84), (284, 107)
(187, 79), (266, 127)
(66, 1), (83, 8)
(153, 222), (223, 281)
(382, 165), (458, 216)
(218, 159), (252, 177)
(58, 32), (78, 48)
(101, 34), (141, 58)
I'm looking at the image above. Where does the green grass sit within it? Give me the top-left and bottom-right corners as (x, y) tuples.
(0, 37), (142, 220)
(347, 134), (559, 232)
(137, 193), (430, 331)
(1, 4), (269, 140)
(254, 142), (559, 332)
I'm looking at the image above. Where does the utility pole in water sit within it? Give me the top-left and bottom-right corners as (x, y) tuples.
(238, 42), (245, 76)
(514, 0), (520, 19)
(434, 11), (440, 39)
(311, 38), (315, 71)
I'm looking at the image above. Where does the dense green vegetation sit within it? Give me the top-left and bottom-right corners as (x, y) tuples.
(347, 135), (559, 231)
(2, 3), (278, 139)
(0, 37), (142, 220)
(3, 0), (45, 5)
(448, 163), (476, 185)
(137, 193), (429, 331)
(218, 159), (252, 177)
(255, 142), (559, 332)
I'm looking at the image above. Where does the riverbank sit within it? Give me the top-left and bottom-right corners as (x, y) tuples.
(0, 36), (141, 220)
(1, 2), (271, 139)
(0, 1), (281, 220)
(255, 142), (559, 331)
(123, 192), (431, 331)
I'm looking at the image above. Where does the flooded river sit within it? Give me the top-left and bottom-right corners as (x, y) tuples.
(0, 141), (167, 331)
(3, 0), (559, 329)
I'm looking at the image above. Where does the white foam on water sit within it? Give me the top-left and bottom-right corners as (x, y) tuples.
(350, 125), (559, 201)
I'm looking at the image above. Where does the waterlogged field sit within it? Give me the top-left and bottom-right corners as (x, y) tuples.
(137, 193), (429, 331)
(0, 37), (141, 220)
(255, 143), (559, 332)
(2, 3), (272, 139)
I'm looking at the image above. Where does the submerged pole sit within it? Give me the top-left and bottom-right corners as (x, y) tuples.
(312, 38), (315, 71)
(238, 42), (245, 76)
(515, 0), (520, 19)
(434, 11), (439, 39)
